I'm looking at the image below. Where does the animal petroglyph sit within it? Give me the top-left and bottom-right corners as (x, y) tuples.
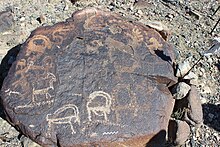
(25, 35), (52, 57)
(46, 104), (80, 135)
(51, 26), (73, 45)
(109, 24), (122, 34)
(5, 89), (20, 96)
(83, 14), (107, 30)
(147, 37), (163, 55)
(32, 73), (56, 103)
(15, 73), (56, 111)
(87, 91), (112, 121)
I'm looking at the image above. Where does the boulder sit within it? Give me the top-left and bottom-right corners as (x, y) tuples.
(1, 8), (177, 146)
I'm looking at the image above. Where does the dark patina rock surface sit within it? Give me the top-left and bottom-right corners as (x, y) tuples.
(1, 8), (177, 146)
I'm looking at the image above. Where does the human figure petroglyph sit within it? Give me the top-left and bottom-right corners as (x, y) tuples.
(25, 35), (52, 57)
(87, 91), (112, 121)
(32, 73), (56, 103)
(46, 104), (80, 135)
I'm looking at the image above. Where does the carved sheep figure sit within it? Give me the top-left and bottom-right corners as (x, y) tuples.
(87, 91), (112, 121)
(46, 104), (80, 135)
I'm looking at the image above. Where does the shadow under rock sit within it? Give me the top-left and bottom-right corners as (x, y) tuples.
(202, 103), (220, 132)
(154, 50), (172, 63)
(0, 44), (21, 119)
(145, 130), (166, 147)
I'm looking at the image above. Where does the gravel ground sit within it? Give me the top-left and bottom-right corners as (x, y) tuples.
(0, 0), (219, 146)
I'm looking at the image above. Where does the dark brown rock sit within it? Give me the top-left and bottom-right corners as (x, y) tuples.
(1, 8), (177, 146)
(168, 120), (190, 145)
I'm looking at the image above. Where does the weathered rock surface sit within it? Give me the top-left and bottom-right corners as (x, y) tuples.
(1, 8), (177, 146)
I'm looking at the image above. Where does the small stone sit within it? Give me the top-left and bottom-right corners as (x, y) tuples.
(200, 97), (207, 104)
(36, 15), (46, 24)
(19, 16), (26, 22)
(137, 9), (143, 15)
(168, 14), (174, 19)
(202, 86), (212, 94)
(185, 85), (203, 126)
(176, 60), (191, 77)
(0, 10), (14, 33)
(168, 120), (190, 145)
(134, 0), (150, 9)
(172, 82), (191, 99)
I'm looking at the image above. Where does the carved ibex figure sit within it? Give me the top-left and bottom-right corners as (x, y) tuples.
(46, 104), (80, 135)
(87, 91), (112, 121)
(32, 73), (56, 103)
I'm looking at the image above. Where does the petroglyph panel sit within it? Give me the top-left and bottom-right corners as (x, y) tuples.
(1, 8), (177, 146)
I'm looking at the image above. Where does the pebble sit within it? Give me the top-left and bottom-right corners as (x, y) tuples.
(19, 16), (26, 22)
(0, 10), (14, 33)
(203, 86), (211, 94)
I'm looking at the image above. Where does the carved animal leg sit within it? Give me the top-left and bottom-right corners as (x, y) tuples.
(32, 94), (36, 103)
(88, 110), (92, 121)
(104, 112), (108, 121)
(47, 121), (52, 137)
(46, 93), (51, 101)
(69, 121), (76, 134)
